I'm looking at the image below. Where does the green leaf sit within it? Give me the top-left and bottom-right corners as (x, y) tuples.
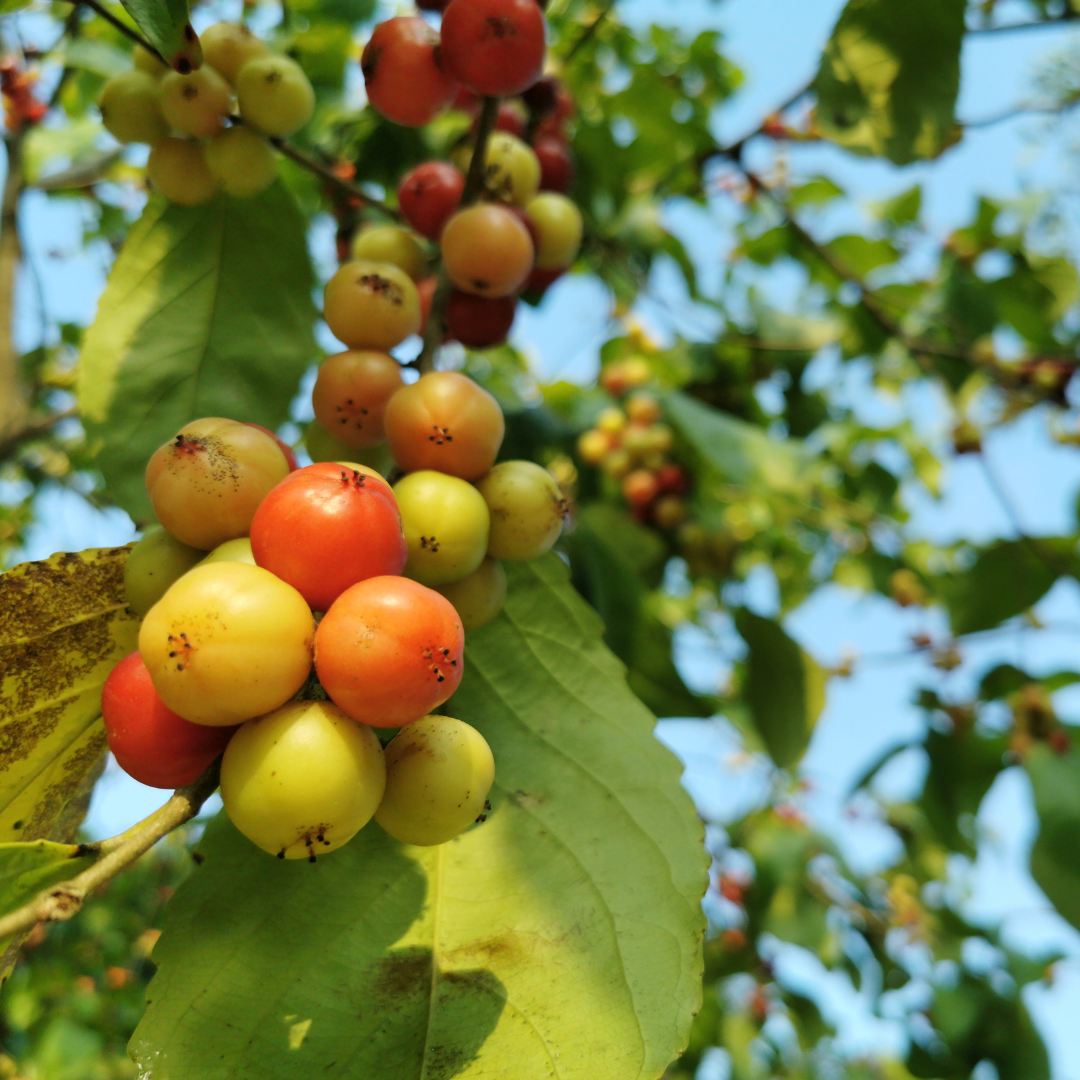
(1026, 745), (1080, 932)
(813, 0), (965, 164)
(939, 539), (1068, 636)
(130, 556), (708, 1079)
(734, 610), (826, 770)
(0, 841), (97, 930)
(117, 0), (199, 72)
(78, 185), (318, 522)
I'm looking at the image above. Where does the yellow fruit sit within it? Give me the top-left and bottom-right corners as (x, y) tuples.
(99, 71), (169, 144)
(147, 138), (219, 206)
(475, 460), (566, 561)
(351, 225), (426, 281)
(160, 66), (232, 139)
(205, 126), (278, 197)
(323, 261), (421, 350)
(236, 56), (314, 137)
(525, 192), (583, 269)
(201, 22), (269, 85)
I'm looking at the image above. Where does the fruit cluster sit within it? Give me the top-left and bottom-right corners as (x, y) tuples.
(97, 25), (314, 205)
(105, 367), (565, 859)
(576, 360), (689, 530)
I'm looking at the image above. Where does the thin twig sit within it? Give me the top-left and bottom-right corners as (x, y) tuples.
(964, 99), (1080, 129)
(415, 95), (500, 374)
(564, 0), (618, 62)
(0, 761), (220, 943)
(74, 0), (167, 66)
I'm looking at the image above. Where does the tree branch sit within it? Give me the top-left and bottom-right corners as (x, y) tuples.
(0, 760), (220, 944)
(564, 0), (618, 62)
(74, 0), (167, 66)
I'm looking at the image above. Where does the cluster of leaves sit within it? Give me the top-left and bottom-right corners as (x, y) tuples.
(1, 0), (1080, 1075)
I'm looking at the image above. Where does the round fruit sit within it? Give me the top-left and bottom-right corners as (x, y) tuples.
(622, 468), (660, 509)
(147, 139), (220, 206)
(250, 463), (406, 611)
(441, 0), (546, 98)
(476, 460), (565, 561)
(375, 715), (495, 846)
(102, 651), (236, 789)
(160, 66), (232, 139)
(99, 71), (169, 143)
(311, 350), (405, 449)
(123, 526), (204, 618)
(453, 131), (540, 206)
(139, 562), (314, 726)
(316, 576), (464, 727)
(398, 161), (464, 241)
(198, 536), (256, 565)
(361, 16), (458, 128)
(576, 428), (612, 466)
(435, 557), (505, 632)
(534, 135), (574, 193)
(523, 265), (565, 297)
(525, 192), (582, 270)
(394, 470), (490, 586)
(243, 422), (299, 471)
(323, 261), (422, 350)
(350, 224), (426, 281)
(445, 290), (516, 348)
(221, 700), (385, 859)
(441, 204), (534, 298)
(201, 23), (269, 85)
(237, 56), (315, 137)
(384, 371), (504, 480)
(134, 46), (170, 79)
(205, 127), (278, 197)
(144, 417), (290, 550)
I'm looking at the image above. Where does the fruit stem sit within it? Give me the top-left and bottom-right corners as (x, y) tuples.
(71, 0), (169, 67)
(0, 758), (222, 943)
(416, 95), (500, 374)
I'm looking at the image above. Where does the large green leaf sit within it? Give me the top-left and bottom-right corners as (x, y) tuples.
(813, 0), (965, 164)
(1026, 745), (1080, 932)
(78, 185), (318, 522)
(130, 556), (707, 1078)
(734, 610), (826, 770)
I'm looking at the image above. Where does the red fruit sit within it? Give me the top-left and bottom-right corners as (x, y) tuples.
(244, 422), (299, 471)
(473, 100), (526, 140)
(446, 290), (517, 348)
(361, 17), (458, 128)
(622, 468), (660, 509)
(524, 265), (565, 296)
(657, 462), (688, 495)
(102, 652), (236, 789)
(441, 0), (547, 98)
(453, 84), (481, 113)
(534, 135), (574, 193)
(417, 275), (438, 336)
(250, 463), (406, 612)
(398, 160), (465, 240)
(316, 576), (464, 727)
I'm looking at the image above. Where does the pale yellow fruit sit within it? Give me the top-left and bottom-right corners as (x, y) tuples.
(99, 70), (169, 143)
(475, 460), (566, 561)
(201, 22), (269, 85)
(323, 261), (421, 350)
(160, 66), (232, 139)
(236, 56), (314, 137)
(375, 715), (494, 846)
(205, 126), (277, 197)
(222, 700), (386, 859)
(525, 192), (584, 270)
(123, 526), (203, 618)
(198, 537), (256, 566)
(350, 224), (426, 281)
(453, 132), (540, 206)
(147, 138), (219, 206)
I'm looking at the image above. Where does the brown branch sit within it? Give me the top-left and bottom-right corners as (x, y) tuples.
(0, 761), (220, 944)
(415, 95), (500, 374)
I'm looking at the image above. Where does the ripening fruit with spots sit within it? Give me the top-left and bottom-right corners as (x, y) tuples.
(312, 350), (405, 449)
(375, 715), (495, 846)
(139, 562), (314, 726)
(394, 470), (490, 586)
(435, 557), (506, 632)
(476, 460), (566, 561)
(250, 462), (406, 612)
(221, 700), (385, 859)
(123, 527), (204, 619)
(102, 651), (237, 789)
(452, 131), (540, 206)
(361, 16), (459, 128)
(440, 0), (547, 98)
(323, 261), (422, 350)
(99, 71), (169, 143)
(384, 370), (505, 481)
(205, 127), (278, 197)
(201, 22), (269, 85)
(148, 139), (219, 206)
(525, 192), (583, 270)
(160, 66), (232, 139)
(351, 224), (426, 281)
(237, 56), (315, 137)
(316, 576), (464, 728)
(145, 417), (291, 550)
(398, 161), (464, 240)
(441, 203), (534, 298)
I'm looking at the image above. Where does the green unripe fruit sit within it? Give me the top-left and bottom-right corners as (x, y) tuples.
(351, 225), (426, 281)
(375, 715), (494, 847)
(236, 56), (314, 137)
(304, 422), (393, 474)
(148, 138), (220, 206)
(99, 71), (169, 144)
(393, 470), (490, 586)
(160, 66), (232, 139)
(221, 700), (386, 859)
(205, 127), (277, 197)
(123, 526), (203, 618)
(201, 22), (269, 85)
(133, 46), (170, 79)
(476, 460), (566, 561)
(525, 192), (583, 270)
(453, 132), (540, 206)
(435, 557), (506, 632)
(199, 537), (256, 566)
